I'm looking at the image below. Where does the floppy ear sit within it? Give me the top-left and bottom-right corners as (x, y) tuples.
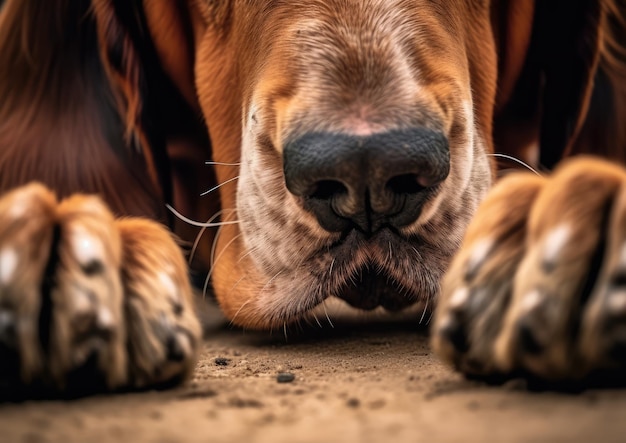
(140, 0), (198, 110)
(0, 0), (188, 218)
(99, 0), (220, 271)
(91, 0), (176, 207)
(572, 0), (626, 163)
(492, 0), (607, 169)
(532, 0), (604, 168)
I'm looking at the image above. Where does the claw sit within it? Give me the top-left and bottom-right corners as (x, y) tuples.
(438, 314), (469, 354)
(0, 185), (201, 394)
(0, 309), (16, 348)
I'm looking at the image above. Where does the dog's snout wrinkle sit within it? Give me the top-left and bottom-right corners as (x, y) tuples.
(283, 128), (450, 233)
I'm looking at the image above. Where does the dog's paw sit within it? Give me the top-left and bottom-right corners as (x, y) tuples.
(116, 218), (201, 388)
(0, 183), (200, 395)
(432, 157), (626, 381)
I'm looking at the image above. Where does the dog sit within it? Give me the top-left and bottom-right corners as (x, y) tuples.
(0, 0), (624, 392)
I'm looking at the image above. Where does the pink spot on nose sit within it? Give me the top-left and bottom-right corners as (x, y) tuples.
(340, 105), (388, 136)
(347, 120), (375, 136)
(342, 116), (388, 137)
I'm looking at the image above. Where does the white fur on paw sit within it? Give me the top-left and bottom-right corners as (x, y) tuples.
(520, 289), (542, 312)
(71, 229), (104, 267)
(467, 238), (493, 276)
(542, 224), (570, 266)
(0, 248), (18, 285)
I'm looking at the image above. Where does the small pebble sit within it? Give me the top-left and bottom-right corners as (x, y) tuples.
(277, 372), (295, 383)
(346, 398), (360, 408)
(215, 357), (231, 366)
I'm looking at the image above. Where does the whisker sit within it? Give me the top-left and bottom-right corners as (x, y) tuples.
(204, 232), (244, 298)
(348, 273), (357, 286)
(229, 274), (248, 295)
(166, 204), (240, 228)
(205, 161), (242, 166)
(208, 232), (243, 280)
(411, 247), (422, 260)
(229, 299), (253, 327)
(202, 274), (211, 300)
(311, 311), (323, 328)
(425, 309), (434, 325)
(487, 153), (543, 176)
(189, 208), (237, 264)
(322, 299), (334, 328)
(328, 258), (336, 276)
(259, 271), (283, 295)
(237, 245), (260, 264)
(190, 227), (208, 265)
(419, 297), (429, 324)
(200, 176), (240, 197)
(210, 223), (225, 270)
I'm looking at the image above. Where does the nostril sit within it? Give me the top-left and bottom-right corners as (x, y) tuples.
(386, 174), (426, 195)
(283, 128), (449, 232)
(309, 180), (348, 200)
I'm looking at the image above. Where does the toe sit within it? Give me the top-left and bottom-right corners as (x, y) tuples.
(46, 194), (127, 389)
(495, 158), (626, 379)
(117, 218), (201, 388)
(0, 184), (57, 384)
(433, 172), (545, 375)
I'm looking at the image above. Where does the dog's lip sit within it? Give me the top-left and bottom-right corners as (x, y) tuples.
(320, 228), (421, 311)
(334, 267), (414, 311)
(326, 223), (402, 248)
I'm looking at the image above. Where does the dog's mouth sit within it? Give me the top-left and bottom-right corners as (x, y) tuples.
(313, 227), (438, 313)
(335, 267), (414, 311)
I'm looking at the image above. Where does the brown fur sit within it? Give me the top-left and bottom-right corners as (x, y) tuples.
(0, 0), (624, 333)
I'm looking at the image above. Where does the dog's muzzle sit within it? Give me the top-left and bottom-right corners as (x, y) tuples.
(283, 127), (450, 310)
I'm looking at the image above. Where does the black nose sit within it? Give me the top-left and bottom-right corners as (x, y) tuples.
(283, 128), (450, 233)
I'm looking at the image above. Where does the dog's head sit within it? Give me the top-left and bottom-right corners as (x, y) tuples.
(91, 0), (607, 328)
(189, 1), (503, 328)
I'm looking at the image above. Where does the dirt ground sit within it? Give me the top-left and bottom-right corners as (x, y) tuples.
(1, 304), (626, 443)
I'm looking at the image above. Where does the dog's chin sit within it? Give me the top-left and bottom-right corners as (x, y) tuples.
(322, 228), (439, 311)
(247, 227), (448, 327)
(235, 208), (460, 329)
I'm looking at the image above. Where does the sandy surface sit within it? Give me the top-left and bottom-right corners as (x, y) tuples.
(1, 313), (626, 443)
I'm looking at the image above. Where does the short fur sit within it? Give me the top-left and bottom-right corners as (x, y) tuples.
(0, 0), (625, 389)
